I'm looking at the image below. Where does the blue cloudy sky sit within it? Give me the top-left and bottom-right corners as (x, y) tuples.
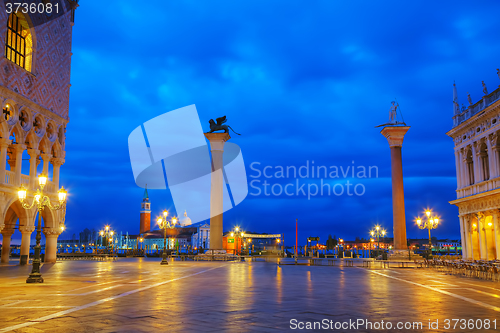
(61, 0), (500, 244)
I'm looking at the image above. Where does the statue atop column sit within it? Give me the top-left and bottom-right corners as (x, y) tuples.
(206, 116), (241, 135)
(482, 81), (488, 95)
(497, 68), (500, 80)
(467, 92), (473, 105)
(389, 101), (399, 123)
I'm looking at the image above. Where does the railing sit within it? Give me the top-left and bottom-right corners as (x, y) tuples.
(2, 171), (57, 193)
(457, 177), (500, 199)
(5, 170), (14, 185)
(453, 87), (500, 128)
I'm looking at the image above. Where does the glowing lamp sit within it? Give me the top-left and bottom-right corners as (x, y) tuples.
(416, 219), (422, 225)
(17, 185), (27, 202)
(100, 231), (104, 236)
(60, 225), (65, 231)
(105, 225), (109, 231)
(172, 217), (177, 224)
(230, 232), (234, 237)
(58, 186), (67, 202)
(157, 217), (162, 225)
(163, 210), (168, 217)
(425, 210), (431, 217)
(38, 174), (47, 187)
(110, 231), (114, 236)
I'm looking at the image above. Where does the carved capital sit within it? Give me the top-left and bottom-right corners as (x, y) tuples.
(42, 227), (62, 237)
(41, 153), (52, 162)
(27, 148), (40, 159)
(19, 226), (35, 234)
(51, 158), (65, 167)
(1, 229), (14, 237)
(0, 138), (12, 149)
(12, 143), (26, 155)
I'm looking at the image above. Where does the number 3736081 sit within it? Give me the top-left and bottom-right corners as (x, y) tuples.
(6, 2), (59, 14)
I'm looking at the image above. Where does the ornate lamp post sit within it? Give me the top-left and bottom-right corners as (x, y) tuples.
(18, 174), (67, 283)
(157, 210), (177, 265)
(416, 209), (439, 259)
(370, 225), (387, 256)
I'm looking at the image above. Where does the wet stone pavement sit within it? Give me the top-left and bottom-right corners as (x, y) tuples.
(0, 258), (499, 332)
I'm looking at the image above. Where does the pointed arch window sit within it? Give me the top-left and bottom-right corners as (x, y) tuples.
(5, 12), (33, 72)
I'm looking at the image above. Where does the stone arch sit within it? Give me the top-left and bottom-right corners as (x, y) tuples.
(57, 126), (65, 150)
(2, 197), (31, 230)
(25, 130), (39, 150)
(9, 123), (25, 145)
(51, 139), (62, 158)
(32, 114), (46, 137)
(38, 135), (52, 155)
(2, 99), (18, 127)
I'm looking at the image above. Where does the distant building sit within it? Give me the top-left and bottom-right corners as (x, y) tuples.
(223, 232), (282, 254)
(447, 80), (500, 260)
(139, 187), (151, 234)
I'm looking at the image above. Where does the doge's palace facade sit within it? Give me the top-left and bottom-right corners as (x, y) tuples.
(447, 80), (500, 260)
(0, 1), (78, 264)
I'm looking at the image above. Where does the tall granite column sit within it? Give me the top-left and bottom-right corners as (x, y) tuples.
(204, 132), (231, 251)
(380, 126), (410, 251)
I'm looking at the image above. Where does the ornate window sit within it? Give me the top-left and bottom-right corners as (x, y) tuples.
(5, 13), (33, 72)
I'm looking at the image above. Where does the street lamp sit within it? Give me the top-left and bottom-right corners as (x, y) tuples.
(18, 174), (67, 283)
(157, 210), (177, 265)
(370, 225), (387, 256)
(416, 209), (440, 259)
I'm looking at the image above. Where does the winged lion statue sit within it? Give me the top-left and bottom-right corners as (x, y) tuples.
(206, 116), (241, 135)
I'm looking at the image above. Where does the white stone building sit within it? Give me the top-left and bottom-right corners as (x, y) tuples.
(447, 79), (500, 260)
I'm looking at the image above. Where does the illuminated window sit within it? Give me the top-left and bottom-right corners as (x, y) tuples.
(5, 13), (33, 72)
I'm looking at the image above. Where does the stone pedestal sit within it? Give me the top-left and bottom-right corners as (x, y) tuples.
(204, 132), (231, 250)
(380, 126), (410, 251)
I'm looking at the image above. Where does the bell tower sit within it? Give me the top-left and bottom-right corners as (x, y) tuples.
(140, 186), (151, 234)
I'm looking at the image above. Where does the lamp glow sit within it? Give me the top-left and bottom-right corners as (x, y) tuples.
(163, 210), (168, 217)
(58, 187), (67, 202)
(17, 185), (27, 202)
(38, 174), (47, 187)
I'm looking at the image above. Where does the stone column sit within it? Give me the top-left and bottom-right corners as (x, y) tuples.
(0, 138), (11, 184)
(455, 150), (462, 189)
(459, 148), (467, 189)
(380, 126), (410, 251)
(12, 144), (26, 186)
(204, 132), (231, 251)
(19, 225), (35, 265)
(477, 213), (487, 260)
(486, 138), (495, 180)
(41, 153), (52, 177)
(488, 134), (497, 179)
(472, 142), (482, 183)
(493, 210), (500, 259)
(459, 215), (468, 259)
(1, 230), (14, 263)
(43, 228), (61, 263)
(27, 149), (40, 190)
(51, 158), (65, 189)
